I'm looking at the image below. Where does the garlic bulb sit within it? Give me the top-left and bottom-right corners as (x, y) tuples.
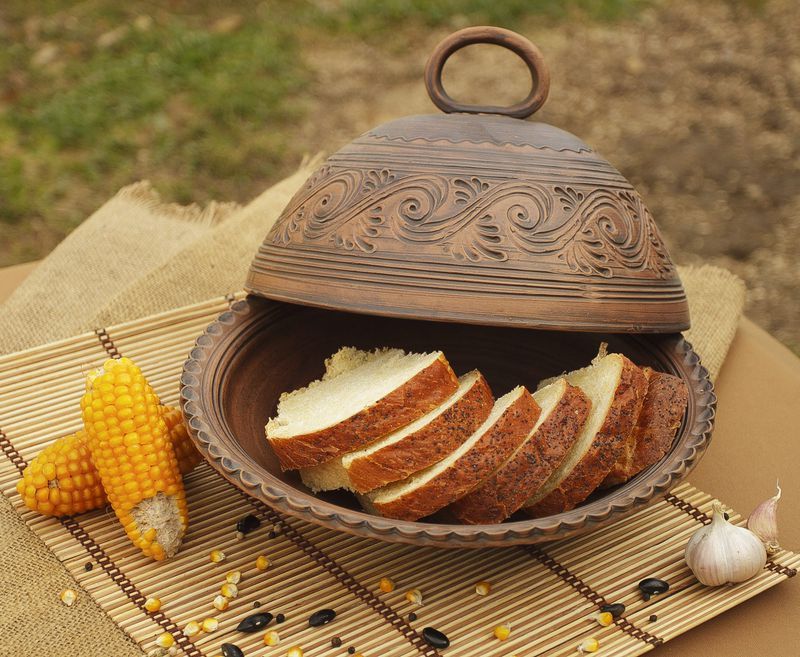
(747, 482), (781, 555)
(685, 502), (766, 586)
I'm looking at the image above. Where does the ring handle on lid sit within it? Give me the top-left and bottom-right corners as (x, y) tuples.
(424, 26), (550, 119)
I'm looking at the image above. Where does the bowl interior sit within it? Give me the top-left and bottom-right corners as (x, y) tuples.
(211, 296), (692, 518)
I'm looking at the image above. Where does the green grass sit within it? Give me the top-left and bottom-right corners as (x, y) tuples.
(0, 0), (646, 266)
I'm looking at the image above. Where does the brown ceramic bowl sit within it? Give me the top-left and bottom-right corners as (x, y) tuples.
(180, 295), (715, 548)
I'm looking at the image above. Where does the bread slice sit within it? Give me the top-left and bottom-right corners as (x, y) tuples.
(601, 368), (689, 486)
(266, 347), (459, 470)
(299, 370), (494, 493)
(361, 387), (539, 521)
(522, 353), (648, 517)
(449, 379), (591, 524)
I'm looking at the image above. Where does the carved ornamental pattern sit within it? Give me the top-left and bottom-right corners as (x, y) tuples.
(271, 165), (674, 279)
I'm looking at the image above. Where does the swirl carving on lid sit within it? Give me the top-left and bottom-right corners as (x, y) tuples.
(269, 166), (674, 278)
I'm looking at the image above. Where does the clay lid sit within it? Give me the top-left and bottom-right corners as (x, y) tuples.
(247, 27), (689, 333)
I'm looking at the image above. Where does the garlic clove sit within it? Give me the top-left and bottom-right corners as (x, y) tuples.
(685, 502), (766, 587)
(747, 482), (781, 555)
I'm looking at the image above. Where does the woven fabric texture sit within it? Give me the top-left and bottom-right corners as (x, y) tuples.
(0, 165), (744, 656)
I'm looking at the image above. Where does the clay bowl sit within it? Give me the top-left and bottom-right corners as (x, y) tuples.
(180, 295), (715, 548)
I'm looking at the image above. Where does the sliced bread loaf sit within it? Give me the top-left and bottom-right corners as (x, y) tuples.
(300, 370), (494, 493)
(449, 379), (591, 524)
(523, 353), (648, 517)
(266, 347), (458, 470)
(601, 368), (688, 486)
(361, 386), (539, 521)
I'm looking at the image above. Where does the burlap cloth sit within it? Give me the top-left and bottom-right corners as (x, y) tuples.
(0, 163), (745, 657)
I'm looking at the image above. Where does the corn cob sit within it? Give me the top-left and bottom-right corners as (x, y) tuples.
(80, 358), (188, 560)
(16, 405), (199, 517)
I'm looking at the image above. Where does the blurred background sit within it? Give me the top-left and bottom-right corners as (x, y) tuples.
(1, 0), (798, 350)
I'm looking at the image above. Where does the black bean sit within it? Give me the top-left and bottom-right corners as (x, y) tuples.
(275, 613), (286, 623)
(236, 514), (261, 537)
(84, 562), (93, 572)
(331, 637), (342, 647)
(724, 512), (730, 520)
(649, 614), (658, 622)
(422, 627), (450, 649)
(268, 530), (278, 539)
(638, 577), (670, 599)
(221, 644), (244, 657)
(236, 613), (273, 632)
(252, 601), (261, 608)
(408, 612), (418, 622)
(347, 648), (356, 655)
(600, 602), (625, 618)
(309, 608), (336, 627)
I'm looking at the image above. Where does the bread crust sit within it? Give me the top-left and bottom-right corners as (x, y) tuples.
(600, 367), (655, 487)
(628, 370), (688, 475)
(524, 357), (648, 517)
(369, 388), (539, 521)
(346, 373), (494, 492)
(268, 354), (459, 469)
(450, 383), (590, 524)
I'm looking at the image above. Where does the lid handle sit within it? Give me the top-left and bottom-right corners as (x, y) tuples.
(424, 26), (550, 119)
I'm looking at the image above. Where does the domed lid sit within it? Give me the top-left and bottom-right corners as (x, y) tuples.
(247, 27), (689, 333)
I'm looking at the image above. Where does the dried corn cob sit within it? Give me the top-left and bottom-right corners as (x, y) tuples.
(16, 405), (199, 517)
(80, 358), (188, 560)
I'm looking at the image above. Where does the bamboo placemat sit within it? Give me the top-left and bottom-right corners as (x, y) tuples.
(1, 294), (797, 657)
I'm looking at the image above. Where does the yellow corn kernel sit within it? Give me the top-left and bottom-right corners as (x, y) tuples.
(287, 647), (304, 657)
(201, 617), (219, 633)
(225, 570), (242, 584)
(494, 623), (511, 641)
(255, 555), (270, 571)
(263, 630), (280, 646)
(144, 597), (162, 612)
(160, 405), (202, 475)
(183, 620), (201, 637)
(405, 588), (423, 605)
(475, 581), (491, 596)
(379, 576), (395, 593)
(81, 359), (188, 561)
(212, 594), (229, 611)
(155, 632), (175, 648)
(60, 588), (77, 606)
(16, 406), (198, 519)
(210, 549), (226, 563)
(220, 582), (239, 599)
(593, 611), (613, 627)
(578, 637), (600, 653)
(16, 432), (105, 516)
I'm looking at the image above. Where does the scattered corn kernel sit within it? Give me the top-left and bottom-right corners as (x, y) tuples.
(144, 597), (162, 612)
(60, 588), (77, 606)
(155, 632), (175, 648)
(213, 594), (230, 611)
(202, 617), (219, 633)
(405, 588), (423, 605)
(183, 621), (201, 637)
(475, 581), (492, 596)
(593, 611), (613, 627)
(287, 647), (304, 657)
(221, 582), (239, 599)
(256, 555), (270, 571)
(494, 623), (511, 641)
(263, 630), (280, 646)
(210, 549), (226, 563)
(379, 577), (395, 593)
(578, 637), (600, 653)
(225, 570), (242, 584)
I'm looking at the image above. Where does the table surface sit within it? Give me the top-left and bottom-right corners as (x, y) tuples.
(1, 263), (798, 656)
